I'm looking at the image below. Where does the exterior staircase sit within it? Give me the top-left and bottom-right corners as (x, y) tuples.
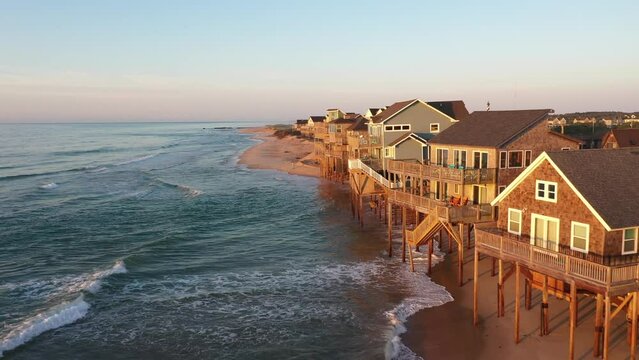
(348, 159), (397, 189)
(406, 213), (443, 247)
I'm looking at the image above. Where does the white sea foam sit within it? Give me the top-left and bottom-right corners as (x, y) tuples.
(177, 184), (203, 198)
(115, 153), (158, 166)
(2, 260), (127, 299)
(384, 278), (453, 360)
(0, 296), (90, 357)
(39, 182), (58, 189)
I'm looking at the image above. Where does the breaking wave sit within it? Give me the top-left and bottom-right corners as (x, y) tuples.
(115, 154), (158, 166)
(39, 182), (58, 190)
(0, 296), (90, 357)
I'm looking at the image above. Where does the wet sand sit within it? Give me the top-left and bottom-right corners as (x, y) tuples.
(238, 127), (320, 178)
(403, 237), (634, 359)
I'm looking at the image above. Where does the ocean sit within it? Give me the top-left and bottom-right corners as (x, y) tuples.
(0, 123), (452, 359)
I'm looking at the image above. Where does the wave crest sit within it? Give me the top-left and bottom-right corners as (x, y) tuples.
(0, 296), (90, 357)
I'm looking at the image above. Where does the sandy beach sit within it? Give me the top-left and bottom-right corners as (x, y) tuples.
(403, 237), (633, 359)
(238, 127), (320, 178)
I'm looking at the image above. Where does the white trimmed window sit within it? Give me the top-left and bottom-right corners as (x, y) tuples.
(385, 124), (411, 132)
(570, 221), (589, 253)
(508, 151), (523, 168)
(524, 150), (532, 166)
(535, 180), (557, 203)
(430, 123), (440, 133)
(499, 151), (507, 169)
(508, 208), (522, 235)
(623, 228), (638, 255)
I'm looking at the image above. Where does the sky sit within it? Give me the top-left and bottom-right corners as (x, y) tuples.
(0, 0), (637, 122)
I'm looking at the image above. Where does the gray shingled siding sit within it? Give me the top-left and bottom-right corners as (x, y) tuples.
(383, 102), (454, 147)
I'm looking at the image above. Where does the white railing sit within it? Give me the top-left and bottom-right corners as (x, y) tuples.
(349, 159), (397, 188)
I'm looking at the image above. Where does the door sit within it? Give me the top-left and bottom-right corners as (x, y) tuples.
(472, 185), (487, 205)
(530, 214), (560, 251)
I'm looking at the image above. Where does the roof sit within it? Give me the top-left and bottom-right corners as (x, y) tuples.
(429, 109), (552, 147)
(371, 99), (417, 123)
(388, 132), (432, 147)
(332, 117), (357, 125)
(606, 129), (639, 148)
(494, 149), (639, 230)
(326, 108), (342, 112)
(296, 119), (308, 124)
(548, 131), (584, 145)
(309, 116), (325, 123)
(348, 116), (368, 132)
(426, 101), (469, 121)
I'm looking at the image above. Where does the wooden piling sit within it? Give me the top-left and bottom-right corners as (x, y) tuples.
(631, 292), (638, 360)
(402, 207), (407, 263)
(458, 223), (464, 287)
(604, 294), (611, 360)
(569, 282), (577, 360)
(428, 238), (433, 275)
(541, 275), (549, 336)
(473, 247), (479, 326)
(515, 262), (521, 343)
(594, 293), (603, 357)
(387, 203), (393, 258)
(498, 259), (504, 317)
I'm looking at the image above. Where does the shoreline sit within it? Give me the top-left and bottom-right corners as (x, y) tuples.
(238, 127), (320, 178)
(403, 238), (633, 359)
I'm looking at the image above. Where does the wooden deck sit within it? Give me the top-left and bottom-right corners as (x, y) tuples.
(388, 159), (497, 185)
(387, 189), (493, 224)
(475, 226), (639, 296)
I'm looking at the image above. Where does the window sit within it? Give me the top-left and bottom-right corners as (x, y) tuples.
(473, 151), (488, 169)
(499, 151), (507, 169)
(536, 180), (557, 203)
(524, 150), (532, 166)
(508, 151), (523, 168)
(430, 123), (440, 133)
(623, 228), (638, 255)
(571, 221), (589, 253)
(454, 184), (461, 194)
(436, 148), (449, 167)
(498, 186), (506, 194)
(508, 209), (522, 235)
(561, 147), (571, 151)
(385, 124), (410, 132)
(453, 149), (467, 168)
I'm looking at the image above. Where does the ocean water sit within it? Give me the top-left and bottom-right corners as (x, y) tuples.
(0, 123), (452, 359)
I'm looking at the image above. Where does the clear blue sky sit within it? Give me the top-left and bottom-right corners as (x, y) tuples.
(1, 0), (637, 122)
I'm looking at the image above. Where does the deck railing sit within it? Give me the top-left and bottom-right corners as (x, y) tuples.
(475, 227), (639, 292)
(348, 159), (397, 189)
(387, 190), (492, 223)
(387, 160), (497, 184)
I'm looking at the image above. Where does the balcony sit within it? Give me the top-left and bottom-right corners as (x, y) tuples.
(475, 227), (639, 295)
(387, 190), (493, 223)
(388, 160), (496, 184)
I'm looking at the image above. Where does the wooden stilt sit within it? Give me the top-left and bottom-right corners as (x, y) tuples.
(359, 195), (364, 228)
(604, 294), (611, 360)
(458, 223), (464, 287)
(467, 224), (471, 249)
(428, 238), (433, 275)
(350, 192), (355, 219)
(594, 293), (603, 357)
(448, 230), (453, 254)
(498, 259), (504, 317)
(569, 281), (577, 360)
(541, 275), (549, 336)
(525, 278), (532, 310)
(387, 203), (393, 258)
(402, 207), (407, 263)
(515, 262), (521, 343)
(408, 242), (415, 272)
(473, 247), (479, 326)
(632, 292), (638, 360)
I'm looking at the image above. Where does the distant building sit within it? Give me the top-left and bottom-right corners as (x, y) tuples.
(602, 128), (639, 149)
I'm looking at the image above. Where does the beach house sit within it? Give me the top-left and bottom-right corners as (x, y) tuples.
(367, 99), (469, 171)
(602, 128), (639, 149)
(474, 148), (639, 359)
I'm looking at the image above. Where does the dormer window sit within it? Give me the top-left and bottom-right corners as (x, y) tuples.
(430, 123), (440, 133)
(535, 180), (557, 203)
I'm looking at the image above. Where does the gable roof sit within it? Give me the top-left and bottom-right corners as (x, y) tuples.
(605, 129), (639, 148)
(296, 119), (308, 125)
(388, 132), (432, 147)
(371, 99), (417, 123)
(309, 116), (325, 123)
(332, 117), (357, 125)
(548, 131), (584, 145)
(493, 149), (639, 230)
(348, 116), (368, 131)
(429, 109), (552, 147)
(426, 101), (469, 121)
